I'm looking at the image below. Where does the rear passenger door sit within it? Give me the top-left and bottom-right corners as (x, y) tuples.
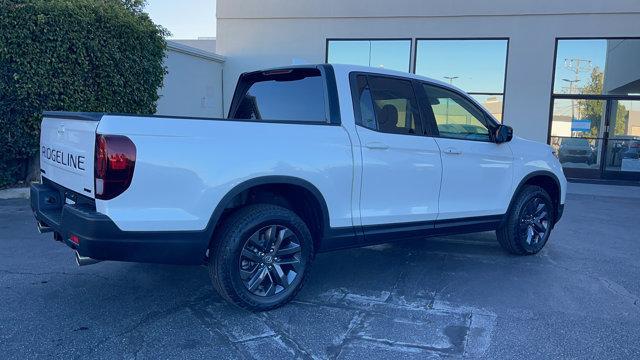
(351, 74), (442, 238)
(419, 83), (514, 220)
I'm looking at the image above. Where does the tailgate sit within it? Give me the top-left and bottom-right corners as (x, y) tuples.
(40, 112), (101, 198)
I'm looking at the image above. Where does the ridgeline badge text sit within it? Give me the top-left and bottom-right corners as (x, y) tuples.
(42, 146), (86, 171)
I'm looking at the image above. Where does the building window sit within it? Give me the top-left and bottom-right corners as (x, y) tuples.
(326, 39), (411, 72)
(414, 39), (508, 121)
(553, 39), (640, 96)
(549, 38), (640, 179)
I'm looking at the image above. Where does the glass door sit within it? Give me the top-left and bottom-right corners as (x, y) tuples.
(549, 38), (640, 182)
(603, 99), (640, 180)
(550, 98), (606, 179)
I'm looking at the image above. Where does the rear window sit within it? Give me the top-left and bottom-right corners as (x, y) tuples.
(231, 68), (327, 122)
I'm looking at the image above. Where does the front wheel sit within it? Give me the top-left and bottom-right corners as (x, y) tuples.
(208, 204), (314, 311)
(497, 185), (554, 255)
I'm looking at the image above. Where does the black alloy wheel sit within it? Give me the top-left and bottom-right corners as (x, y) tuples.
(209, 204), (314, 311)
(518, 196), (551, 248)
(497, 185), (554, 255)
(239, 224), (304, 297)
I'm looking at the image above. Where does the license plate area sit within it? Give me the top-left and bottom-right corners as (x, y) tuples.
(64, 191), (77, 205)
(42, 177), (96, 210)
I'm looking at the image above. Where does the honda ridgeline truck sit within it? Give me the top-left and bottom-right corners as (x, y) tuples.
(31, 64), (566, 310)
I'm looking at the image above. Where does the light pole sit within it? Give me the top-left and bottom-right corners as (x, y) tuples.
(562, 78), (580, 123)
(443, 76), (459, 85)
(443, 76), (459, 123)
(563, 58), (591, 131)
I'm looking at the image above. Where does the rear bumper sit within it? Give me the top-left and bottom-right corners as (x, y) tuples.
(30, 182), (207, 265)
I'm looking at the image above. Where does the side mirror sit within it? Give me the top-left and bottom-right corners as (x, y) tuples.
(494, 124), (513, 143)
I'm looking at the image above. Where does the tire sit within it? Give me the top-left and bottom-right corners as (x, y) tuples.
(497, 185), (554, 255)
(208, 204), (314, 311)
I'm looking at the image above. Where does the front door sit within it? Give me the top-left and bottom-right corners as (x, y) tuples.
(420, 83), (514, 220)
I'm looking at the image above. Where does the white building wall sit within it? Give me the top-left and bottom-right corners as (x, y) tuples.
(172, 38), (216, 53)
(215, 0), (640, 142)
(156, 41), (225, 118)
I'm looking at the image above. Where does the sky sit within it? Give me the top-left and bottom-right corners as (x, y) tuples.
(553, 39), (607, 94)
(144, 0), (217, 39)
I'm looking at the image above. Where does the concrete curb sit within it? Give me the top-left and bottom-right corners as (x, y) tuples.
(567, 182), (640, 199)
(0, 187), (30, 200)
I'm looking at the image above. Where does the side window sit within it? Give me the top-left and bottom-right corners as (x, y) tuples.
(232, 69), (327, 122)
(354, 75), (423, 135)
(354, 75), (377, 130)
(422, 84), (491, 141)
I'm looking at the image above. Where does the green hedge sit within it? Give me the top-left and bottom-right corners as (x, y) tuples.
(0, 0), (167, 187)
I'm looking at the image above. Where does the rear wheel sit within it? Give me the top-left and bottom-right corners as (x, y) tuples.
(209, 204), (314, 311)
(497, 185), (554, 255)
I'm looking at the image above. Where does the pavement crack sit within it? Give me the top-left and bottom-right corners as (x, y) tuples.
(543, 256), (640, 308)
(598, 278), (640, 308)
(389, 268), (407, 299)
(78, 292), (212, 360)
(0, 269), (136, 290)
(428, 254), (448, 309)
(462, 313), (474, 357)
(259, 312), (315, 359)
(0, 269), (109, 280)
(187, 306), (252, 359)
(327, 311), (366, 360)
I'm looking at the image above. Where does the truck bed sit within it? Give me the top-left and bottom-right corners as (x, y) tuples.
(39, 111), (355, 233)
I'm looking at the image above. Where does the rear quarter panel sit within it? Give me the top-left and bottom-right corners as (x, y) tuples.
(95, 115), (354, 231)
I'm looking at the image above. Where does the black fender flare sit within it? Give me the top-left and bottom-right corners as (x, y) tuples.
(203, 175), (331, 241)
(504, 170), (562, 224)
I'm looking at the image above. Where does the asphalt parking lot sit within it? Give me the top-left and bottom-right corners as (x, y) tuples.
(1, 184), (639, 359)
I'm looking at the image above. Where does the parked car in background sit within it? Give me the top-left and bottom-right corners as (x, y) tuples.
(31, 64), (567, 310)
(621, 138), (640, 160)
(558, 137), (596, 165)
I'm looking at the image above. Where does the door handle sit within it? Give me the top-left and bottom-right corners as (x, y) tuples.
(365, 141), (389, 150)
(443, 147), (462, 155)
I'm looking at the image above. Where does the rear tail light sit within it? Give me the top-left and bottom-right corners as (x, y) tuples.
(95, 134), (136, 200)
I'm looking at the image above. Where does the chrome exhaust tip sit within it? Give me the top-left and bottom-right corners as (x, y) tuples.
(75, 251), (102, 266)
(36, 220), (52, 234)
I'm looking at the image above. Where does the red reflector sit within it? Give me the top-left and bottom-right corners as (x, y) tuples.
(70, 234), (80, 245)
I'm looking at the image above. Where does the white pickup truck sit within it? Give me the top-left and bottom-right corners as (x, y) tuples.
(31, 64), (566, 310)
